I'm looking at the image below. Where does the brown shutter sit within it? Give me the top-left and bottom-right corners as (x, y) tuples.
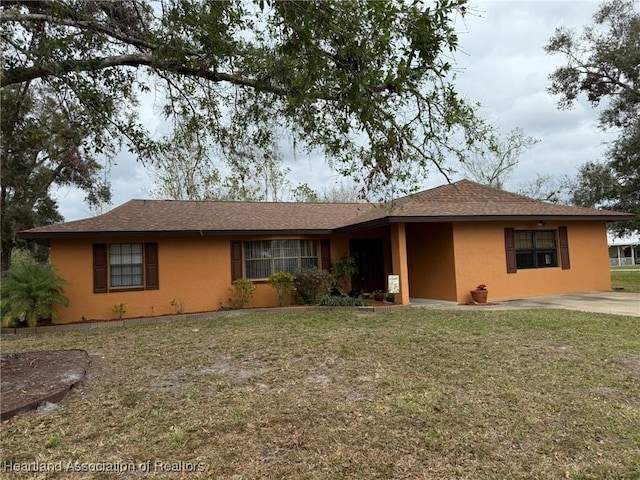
(558, 226), (570, 270)
(231, 241), (243, 280)
(504, 228), (517, 274)
(145, 243), (159, 290)
(93, 244), (108, 293)
(320, 239), (331, 271)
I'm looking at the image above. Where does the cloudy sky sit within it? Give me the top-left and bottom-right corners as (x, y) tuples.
(53, 0), (614, 221)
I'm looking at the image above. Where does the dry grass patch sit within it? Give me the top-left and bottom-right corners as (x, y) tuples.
(1, 309), (639, 479)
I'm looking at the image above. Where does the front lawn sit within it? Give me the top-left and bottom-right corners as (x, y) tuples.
(611, 268), (640, 293)
(2, 309), (639, 479)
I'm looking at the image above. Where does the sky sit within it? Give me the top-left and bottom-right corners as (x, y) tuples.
(53, 0), (615, 221)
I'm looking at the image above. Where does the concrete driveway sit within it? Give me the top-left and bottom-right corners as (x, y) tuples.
(411, 291), (640, 317)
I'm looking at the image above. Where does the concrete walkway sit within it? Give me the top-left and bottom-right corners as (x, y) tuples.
(411, 291), (640, 317)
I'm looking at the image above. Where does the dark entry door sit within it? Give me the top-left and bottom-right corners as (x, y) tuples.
(349, 239), (385, 294)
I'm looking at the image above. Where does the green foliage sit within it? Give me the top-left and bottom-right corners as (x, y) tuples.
(317, 294), (368, 307)
(112, 303), (127, 320)
(229, 278), (256, 309)
(0, 83), (112, 272)
(1, 256), (69, 327)
(268, 271), (296, 307)
(1, 0), (492, 201)
(293, 267), (333, 305)
(546, 0), (639, 234)
(290, 183), (320, 203)
(331, 254), (359, 293)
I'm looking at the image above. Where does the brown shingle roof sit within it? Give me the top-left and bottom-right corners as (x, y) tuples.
(340, 179), (633, 228)
(22, 180), (634, 239)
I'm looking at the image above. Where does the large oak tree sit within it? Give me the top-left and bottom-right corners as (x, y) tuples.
(546, 0), (639, 235)
(1, 0), (488, 191)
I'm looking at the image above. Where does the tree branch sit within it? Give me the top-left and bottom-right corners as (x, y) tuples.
(0, 12), (155, 50)
(1, 52), (338, 101)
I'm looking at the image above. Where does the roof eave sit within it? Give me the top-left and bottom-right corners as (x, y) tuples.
(385, 214), (636, 223)
(19, 228), (336, 240)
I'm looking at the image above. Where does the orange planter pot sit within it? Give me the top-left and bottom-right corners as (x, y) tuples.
(470, 290), (488, 303)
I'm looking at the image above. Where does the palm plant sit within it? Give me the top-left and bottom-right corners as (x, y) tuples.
(1, 259), (69, 327)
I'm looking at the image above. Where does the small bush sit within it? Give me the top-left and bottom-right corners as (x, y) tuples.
(293, 266), (332, 304)
(268, 271), (295, 307)
(112, 303), (127, 320)
(331, 254), (359, 293)
(229, 278), (256, 309)
(317, 295), (368, 307)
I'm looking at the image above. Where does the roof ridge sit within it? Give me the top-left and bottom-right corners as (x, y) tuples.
(127, 198), (366, 206)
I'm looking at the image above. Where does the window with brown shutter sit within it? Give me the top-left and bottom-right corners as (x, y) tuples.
(231, 241), (243, 281)
(93, 244), (108, 293)
(145, 243), (159, 289)
(558, 226), (570, 270)
(504, 228), (517, 274)
(320, 239), (331, 271)
(93, 243), (159, 293)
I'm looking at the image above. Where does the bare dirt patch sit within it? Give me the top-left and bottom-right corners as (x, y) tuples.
(0, 349), (90, 421)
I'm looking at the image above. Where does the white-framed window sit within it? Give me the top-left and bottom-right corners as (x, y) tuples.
(109, 243), (144, 287)
(243, 240), (318, 279)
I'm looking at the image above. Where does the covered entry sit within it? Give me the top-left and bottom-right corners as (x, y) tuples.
(349, 238), (386, 294)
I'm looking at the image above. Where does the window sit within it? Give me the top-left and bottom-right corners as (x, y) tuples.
(242, 240), (319, 279)
(110, 243), (144, 287)
(515, 230), (558, 269)
(93, 243), (158, 293)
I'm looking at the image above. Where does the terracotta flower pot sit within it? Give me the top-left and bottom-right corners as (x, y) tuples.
(470, 289), (488, 304)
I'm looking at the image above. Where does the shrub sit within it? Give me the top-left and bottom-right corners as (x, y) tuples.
(331, 254), (359, 293)
(268, 271), (296, 307)
(317, 294), (368, 307)
(229, 278), (256, 309)
(293, 266), (332, 304)
(1, 258), (69, 327)
(112, 303), (127, 320)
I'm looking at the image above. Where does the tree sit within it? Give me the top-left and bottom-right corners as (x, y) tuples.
(516, 173), (573, 204)
(0, 82), (111, 272)
(461, 127), (540, 189)
(149, 132), (222, 200)
(290, 183), (320, 203)
(545, 0), (640, 234)
(1, 0), (490, 198)
(1, 251), (69, 327)
(320, 183), (364, 203)
(149, 131), (304, 201)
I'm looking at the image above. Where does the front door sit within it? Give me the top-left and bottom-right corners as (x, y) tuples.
(349, 238), (385, 294)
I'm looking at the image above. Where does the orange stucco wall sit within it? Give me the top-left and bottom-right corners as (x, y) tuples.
(49, 220), (611, 322)
(51, 236), (242, 323)
(451, 221), (612, 304)
(50, 229), (391, 324)
(406, 222), (457, 301)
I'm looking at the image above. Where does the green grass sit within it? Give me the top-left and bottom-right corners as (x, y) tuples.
(2, 309), (640, 479)
(611, 268), (640, 293)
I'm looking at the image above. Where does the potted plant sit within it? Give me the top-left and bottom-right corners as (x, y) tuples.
(470, 284), (488, 304)
(372, 290), (385, 302)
